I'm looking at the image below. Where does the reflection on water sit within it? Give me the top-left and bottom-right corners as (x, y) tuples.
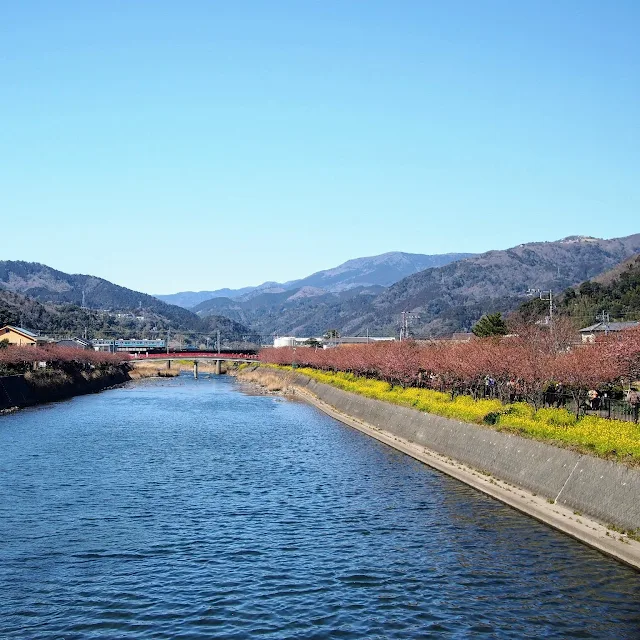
(1, 375), (638, 638)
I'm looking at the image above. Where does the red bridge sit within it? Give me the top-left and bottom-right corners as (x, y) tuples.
(133, 352), (259, 362)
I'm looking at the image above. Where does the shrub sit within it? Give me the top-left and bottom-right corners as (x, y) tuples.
(534, 407), (577, 428)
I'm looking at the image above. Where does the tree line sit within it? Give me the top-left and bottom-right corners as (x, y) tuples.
(260, 322), (640, 413)
(0, 344), (128, 374)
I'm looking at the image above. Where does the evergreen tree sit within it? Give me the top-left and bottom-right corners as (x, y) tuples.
(472, 312), (508, 337)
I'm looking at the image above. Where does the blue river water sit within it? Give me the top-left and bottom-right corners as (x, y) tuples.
(1, 375), (639, 639)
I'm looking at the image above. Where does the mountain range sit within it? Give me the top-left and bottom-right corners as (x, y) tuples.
(3, 233), (639, 343)
(518, 252), (640, 325)
(189, 234), (640, 337)
(0, 261), (252, 343)
(156, 251), (474, 308)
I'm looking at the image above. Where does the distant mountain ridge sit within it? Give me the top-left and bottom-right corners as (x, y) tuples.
(190, 234), (640, 337)
(6, 235), (638, 342)
(344, 234), (640, 336)
(155, 251), (475, 308)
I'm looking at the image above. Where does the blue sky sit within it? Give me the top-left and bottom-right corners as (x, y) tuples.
(1, 1), (638, 294)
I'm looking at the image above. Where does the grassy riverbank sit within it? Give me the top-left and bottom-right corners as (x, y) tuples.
(242, 365), (640, 465)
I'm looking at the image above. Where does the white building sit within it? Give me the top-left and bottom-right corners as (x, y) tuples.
(273, 337), (316, 348)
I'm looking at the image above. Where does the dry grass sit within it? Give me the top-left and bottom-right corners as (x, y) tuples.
(129, 362), (180, 379)
(236, 366), (291, 392)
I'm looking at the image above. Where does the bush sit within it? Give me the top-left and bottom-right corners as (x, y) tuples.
(534, 407), (577, 428)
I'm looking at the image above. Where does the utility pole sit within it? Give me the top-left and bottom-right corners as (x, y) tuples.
(82, 290), (86, 309)
(400, 311), (418, 341)
(596, 310), (610, 335)
(539, 290), (553, 327)
(534, 289), (555, 349)
(167, 329), (170, 354)
(529, 289), (553, 328)
(217, 329), (221, 354)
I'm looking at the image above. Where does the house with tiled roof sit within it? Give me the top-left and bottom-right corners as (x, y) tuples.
(579, 321), (639, 343)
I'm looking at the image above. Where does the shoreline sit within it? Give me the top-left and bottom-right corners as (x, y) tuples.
(236, 366), (640, 570)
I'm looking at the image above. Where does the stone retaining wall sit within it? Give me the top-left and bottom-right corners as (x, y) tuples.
(279, 370), (640, 532)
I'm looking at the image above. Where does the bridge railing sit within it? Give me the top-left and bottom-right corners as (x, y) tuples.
(132, 352), (259, 360)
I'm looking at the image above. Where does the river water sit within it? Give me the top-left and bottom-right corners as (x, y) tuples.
(1, 375), (639, 639)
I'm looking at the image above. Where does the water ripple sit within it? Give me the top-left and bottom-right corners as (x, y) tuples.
(1, 376), (639, 638)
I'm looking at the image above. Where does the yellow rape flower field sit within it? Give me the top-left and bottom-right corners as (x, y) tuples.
(266, 366), (640, 465)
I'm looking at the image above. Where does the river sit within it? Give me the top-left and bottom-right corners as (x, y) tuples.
(1, 375), (639, 638)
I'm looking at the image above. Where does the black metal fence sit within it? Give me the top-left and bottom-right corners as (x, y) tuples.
(475, 384), (640, 424)
(543, 393), (639, 424)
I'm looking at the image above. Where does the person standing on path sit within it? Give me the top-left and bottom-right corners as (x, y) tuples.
(627, 387), (640, 424)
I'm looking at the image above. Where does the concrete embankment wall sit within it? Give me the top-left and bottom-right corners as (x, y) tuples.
(0, 367), (131, 412)
(267, 369), (640, 534)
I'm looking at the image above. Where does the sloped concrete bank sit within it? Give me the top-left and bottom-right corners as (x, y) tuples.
(0, 366), (131, 412)
(240, 367), (640, 569)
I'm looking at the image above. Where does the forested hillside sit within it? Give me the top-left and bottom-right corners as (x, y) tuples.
(0, 261), (199, 330)
(0, 262), (254, 345)
(518, 254), (640, 326)
(0, 288), (253, 344)
(194, 234), (640, 337)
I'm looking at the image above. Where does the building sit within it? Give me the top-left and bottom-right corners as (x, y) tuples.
(273, 336), (326, 348)
(0, 325), (51, 347)
(450, 332), (474, 343)
(579, 321), (640, 343)
(273, 335), (396, 348)
(327, 336), (396, 347)
(273, 337), (300, 348)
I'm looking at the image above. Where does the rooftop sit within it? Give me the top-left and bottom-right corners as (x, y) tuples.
(579, 321), (639, 333)
(1, 325), (40, 338)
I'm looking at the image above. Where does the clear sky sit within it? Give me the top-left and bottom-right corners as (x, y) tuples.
(1, 1), (638, 294)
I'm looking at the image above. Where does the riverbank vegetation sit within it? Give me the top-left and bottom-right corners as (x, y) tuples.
(0, 344), (128, 375)
(252, 365), (640, 464)
(0, 345), (132, 411)
(258, 326), (640, 463)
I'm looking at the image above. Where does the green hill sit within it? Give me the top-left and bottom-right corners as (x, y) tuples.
(517, 254), (640, 326)
(0, 262), (253, 345)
